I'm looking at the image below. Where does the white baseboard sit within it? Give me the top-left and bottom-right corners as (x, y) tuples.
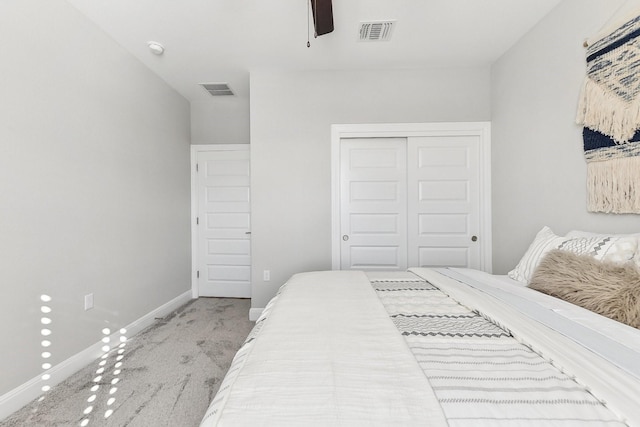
(0, 291), (193, 421)
(249, 307), (264, 321)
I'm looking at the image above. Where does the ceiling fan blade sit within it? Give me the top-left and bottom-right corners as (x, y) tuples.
(311, 0), (334, 36)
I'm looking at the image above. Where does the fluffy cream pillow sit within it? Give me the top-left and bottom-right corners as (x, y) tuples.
(529, 250), (640, 329)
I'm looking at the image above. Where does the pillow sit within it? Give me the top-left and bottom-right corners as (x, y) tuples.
(529, 250), (640, 329)
(557, 235), (637, 265)
(508, 227), (638, 283)
(508, 227), (566, 283)
(566, 230), (640, 239)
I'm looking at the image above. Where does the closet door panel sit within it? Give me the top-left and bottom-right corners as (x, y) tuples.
(340, 138), (408, 270)
(408, 136), (481, 269)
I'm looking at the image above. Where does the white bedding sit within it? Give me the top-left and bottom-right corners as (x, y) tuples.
(201, 270), (447, 426)
(447, 268), (640, 354)
(413, 268), (640, 426)
(201, 268), (640, 426)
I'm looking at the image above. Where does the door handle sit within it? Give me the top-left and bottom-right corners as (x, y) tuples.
(471, 235), (478, 242)
(245, 231), (252, 235)
(342, 235), (349, 241)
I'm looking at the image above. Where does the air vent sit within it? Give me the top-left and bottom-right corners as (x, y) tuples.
(200, 82), (234, 96)
(359, 21), (395, 42)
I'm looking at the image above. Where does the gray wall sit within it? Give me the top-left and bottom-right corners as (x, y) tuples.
(191, 96), (250, 144)
(250, 67), (491, 308)
(491, 0), (640, 274)
(0, 0), (191, 395)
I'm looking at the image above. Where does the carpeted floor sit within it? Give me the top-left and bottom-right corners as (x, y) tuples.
(1, 297), (253, 427)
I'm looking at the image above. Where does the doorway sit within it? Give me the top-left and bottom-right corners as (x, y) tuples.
(191, 145), (251, 298)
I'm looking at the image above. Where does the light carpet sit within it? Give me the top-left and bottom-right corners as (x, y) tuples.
(1, 297), (253, 427)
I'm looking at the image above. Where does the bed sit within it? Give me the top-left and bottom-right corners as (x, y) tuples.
(200, 228), (640, 426)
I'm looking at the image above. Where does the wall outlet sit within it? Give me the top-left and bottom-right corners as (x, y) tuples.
(84, 293), (94, 311)
(263, 270), (270, 281)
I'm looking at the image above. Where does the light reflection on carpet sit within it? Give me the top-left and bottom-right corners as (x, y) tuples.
(79, 328), (127, 426)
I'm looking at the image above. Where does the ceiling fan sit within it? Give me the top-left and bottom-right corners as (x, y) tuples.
(310, 0), (334, 37)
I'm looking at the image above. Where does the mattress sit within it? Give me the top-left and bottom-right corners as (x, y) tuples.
(200, 268), (640, 426)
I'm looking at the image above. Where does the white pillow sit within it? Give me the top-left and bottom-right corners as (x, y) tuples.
(509, 227), (639, 283)
(558, 235), (637, 265)
(566, 230), (640, 239)
(508, 227), (565, 283)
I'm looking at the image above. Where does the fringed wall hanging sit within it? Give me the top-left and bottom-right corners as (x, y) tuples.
(577, 13), (640, 214)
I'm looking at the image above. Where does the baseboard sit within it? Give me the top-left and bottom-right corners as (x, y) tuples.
(122, 291), (192, 338)
(0, 290), (193, 421)
(249, 307), (264, 321)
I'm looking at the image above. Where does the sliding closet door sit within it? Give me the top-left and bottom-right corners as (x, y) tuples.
(339, 138), (408, 270)
(407, 136), (481, 268)
(334, 124), (489, 272)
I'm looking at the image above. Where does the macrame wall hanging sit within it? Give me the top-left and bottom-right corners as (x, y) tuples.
(576, 13), (640, 214)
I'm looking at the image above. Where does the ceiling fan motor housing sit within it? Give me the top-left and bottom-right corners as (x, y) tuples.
(311, 0), (334, 36)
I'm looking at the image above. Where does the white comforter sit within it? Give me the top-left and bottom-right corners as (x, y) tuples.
(201, 270), (447, 426)
(202, 268), (640, 426)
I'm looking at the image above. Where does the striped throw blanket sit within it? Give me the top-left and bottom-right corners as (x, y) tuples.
(577, 14), (640, 213)
(371, 277), (625, 426)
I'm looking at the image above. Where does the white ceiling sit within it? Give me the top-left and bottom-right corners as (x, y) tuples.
(65, 0), (563, 105)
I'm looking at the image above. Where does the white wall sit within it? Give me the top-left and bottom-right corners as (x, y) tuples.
(191, 97), (250, 145)
(491, 0), (640, 274)
(0, 0), (191, 396)
(250, 67), (491, 308)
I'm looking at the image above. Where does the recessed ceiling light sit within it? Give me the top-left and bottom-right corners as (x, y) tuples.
(147, 41), (165, 55)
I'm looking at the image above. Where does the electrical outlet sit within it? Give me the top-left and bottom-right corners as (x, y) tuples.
(84, 293), (94, 311)
(263, 270), (270, 281)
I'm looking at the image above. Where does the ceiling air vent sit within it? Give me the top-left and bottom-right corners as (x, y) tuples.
(359, 21), (395, 42)
(200, 82), (234, 96)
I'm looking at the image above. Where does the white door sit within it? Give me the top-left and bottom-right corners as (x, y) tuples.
(407, 135), (481, 268)
(195, 147), (251, 297)
(340, 138), (408, 270)
(336, 125), (488, 271)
